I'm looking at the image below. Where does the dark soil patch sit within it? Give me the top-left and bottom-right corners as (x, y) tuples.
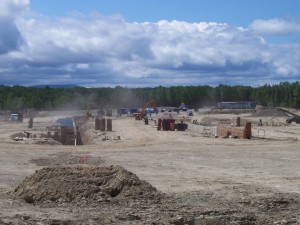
(13, 165), (159, 205)
(251, 107), (289, 117)
(5, 182), (300, 224)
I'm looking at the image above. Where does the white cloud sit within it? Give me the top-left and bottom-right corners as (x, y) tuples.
(249, 18), (300, 35)
(0, 8), (299, 86)
(0, 0), (28, 54)
(0, 0), (29, 19)
(76, 63), (89, 69)
(271, 44), (300, 77)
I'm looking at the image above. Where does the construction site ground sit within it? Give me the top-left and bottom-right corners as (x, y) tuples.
(0, 110), (300, 224)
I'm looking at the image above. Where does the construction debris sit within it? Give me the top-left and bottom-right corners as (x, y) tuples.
(102, 135), (121, 141)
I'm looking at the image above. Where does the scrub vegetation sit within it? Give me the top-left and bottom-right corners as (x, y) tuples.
(1, 81), (300, 110)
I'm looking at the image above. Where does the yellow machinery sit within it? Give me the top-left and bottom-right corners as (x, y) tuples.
(133, 100), (156, 120)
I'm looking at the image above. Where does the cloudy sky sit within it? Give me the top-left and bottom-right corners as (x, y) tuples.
(0, 0), (300, 87)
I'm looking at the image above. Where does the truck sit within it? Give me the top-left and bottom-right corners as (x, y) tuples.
(9, 112), (23, 122)
(187, 110), (193, 116)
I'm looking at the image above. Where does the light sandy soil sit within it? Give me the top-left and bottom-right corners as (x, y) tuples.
(0, 110), (300, 224)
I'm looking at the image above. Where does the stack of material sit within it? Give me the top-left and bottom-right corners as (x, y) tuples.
(157, 119), (176, 131)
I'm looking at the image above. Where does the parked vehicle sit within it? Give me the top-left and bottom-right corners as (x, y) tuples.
(187, 111), (193, 116)
(9, 112), (23, 122)
(179, 103), (188, 111)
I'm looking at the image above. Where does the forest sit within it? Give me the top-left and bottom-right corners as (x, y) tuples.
(0, 81), (300, 110)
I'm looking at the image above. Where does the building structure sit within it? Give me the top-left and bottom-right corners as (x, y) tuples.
(217, 101), (256, 109)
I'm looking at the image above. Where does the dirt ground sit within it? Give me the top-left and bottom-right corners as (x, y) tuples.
(0, 109), (300, 224)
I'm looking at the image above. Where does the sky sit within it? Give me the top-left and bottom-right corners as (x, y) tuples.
(0, 0), (300, 87)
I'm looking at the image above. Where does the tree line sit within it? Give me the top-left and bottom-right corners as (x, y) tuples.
(0, 81), (300, 111)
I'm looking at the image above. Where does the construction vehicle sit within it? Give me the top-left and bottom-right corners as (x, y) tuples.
(277, 108), (300, 124)
(9, 112), (23, 122)
(178, 102), (188, 111)
(286, 116), (300, 124)
(187, 110), (194, 116)
(133, 100), (157, 120)
(118, 108), (128, 115)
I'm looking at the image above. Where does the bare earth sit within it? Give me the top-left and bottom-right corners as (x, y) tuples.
(0, 110), (299, 224)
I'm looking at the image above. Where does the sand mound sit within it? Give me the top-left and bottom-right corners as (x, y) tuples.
(10, 132), (27, 140)
(13, 165), (158, 205)
(251, 107), (288, 117)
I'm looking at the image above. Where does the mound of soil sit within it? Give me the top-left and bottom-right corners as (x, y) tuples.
(13, 165), (158, 205)
(10, 132), (27, 140)
(251, 107), (288, 117)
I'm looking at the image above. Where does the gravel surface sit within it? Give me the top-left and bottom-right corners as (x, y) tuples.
(0, 110), (299, 224)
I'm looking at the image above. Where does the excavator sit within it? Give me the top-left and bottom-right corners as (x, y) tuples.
(133, 100), (157, 120)
(277, 107), (300, 124)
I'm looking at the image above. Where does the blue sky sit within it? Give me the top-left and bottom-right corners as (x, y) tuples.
(30, 0), (299, 26)
(0, 0), (300, 87)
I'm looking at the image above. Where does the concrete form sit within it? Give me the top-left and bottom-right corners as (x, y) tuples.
(217, 122), (251, 139)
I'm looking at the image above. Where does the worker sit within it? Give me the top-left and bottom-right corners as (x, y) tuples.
(144, 117), (149, 125)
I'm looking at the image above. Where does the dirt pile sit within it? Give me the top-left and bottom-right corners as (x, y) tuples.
(10, 132), (27, 140)
(251, 107), (288, 117)
(13, 165), (159, 205)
